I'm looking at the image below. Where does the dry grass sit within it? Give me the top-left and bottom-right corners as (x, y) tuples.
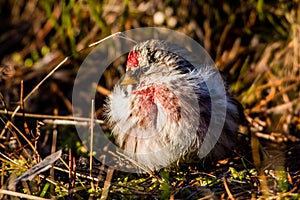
(0, 0), (299, 199)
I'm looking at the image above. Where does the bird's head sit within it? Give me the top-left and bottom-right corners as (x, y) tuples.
(109, 40), (194, 131)
(120, 40), (195, 87)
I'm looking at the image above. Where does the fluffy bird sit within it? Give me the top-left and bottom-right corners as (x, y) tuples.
(105, 40), (244, 170)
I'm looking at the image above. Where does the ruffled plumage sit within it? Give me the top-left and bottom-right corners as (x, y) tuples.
(105, 40), (244, 170)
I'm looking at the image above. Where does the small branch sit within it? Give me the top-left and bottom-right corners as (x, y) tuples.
(90, 99), (95, 191)
(0, 110), (104, 124)
(0, 189), (49, 200)
(223, 176), (235, 200)
(100, 167), (114, 200)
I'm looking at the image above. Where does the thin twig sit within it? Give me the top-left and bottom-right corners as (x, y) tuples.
(0, 110), (104, 124)
(0, 152), (26, 169)
(100, 167), (114, 200)
(50, 109), (58, 194)
(88, 32), (137, 47)
(20, 80), (30, 136)
(90, 99), (95, 191)
(11, 57), (69, 118)
(223, 176), (235, 200)
(0, 189), (50, 200)
(9, 121), (40, 158)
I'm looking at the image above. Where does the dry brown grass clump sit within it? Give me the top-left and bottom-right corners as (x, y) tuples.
(0, 0), (300, 199)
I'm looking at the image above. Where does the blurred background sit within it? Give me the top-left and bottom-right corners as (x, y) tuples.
(0, 0), (300, 199)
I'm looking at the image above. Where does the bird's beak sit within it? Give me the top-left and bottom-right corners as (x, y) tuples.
(120, 73), (139, 85)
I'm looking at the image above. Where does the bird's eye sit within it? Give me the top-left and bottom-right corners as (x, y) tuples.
(140, 66), (149, 74)
(136, 65), (150, 77)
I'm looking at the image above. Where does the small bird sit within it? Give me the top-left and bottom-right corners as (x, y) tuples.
(105, 40), (244, 170)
